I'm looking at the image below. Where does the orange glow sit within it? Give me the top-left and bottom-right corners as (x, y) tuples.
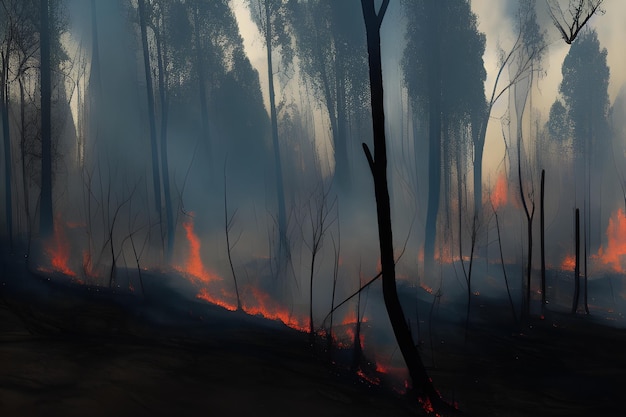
(196, 288), (238, 311)
(242, 286), (307, 331)
(594, 209), (626, 273)
(419, 396), (435, 414)
(356, 369), (380, 386)
(561, 254), (576, 271)
(176, 215), (221, 284)
(44, 217), (76, 277)
(490, 171), (508, 210)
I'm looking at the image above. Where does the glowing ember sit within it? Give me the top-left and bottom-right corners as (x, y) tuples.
(490, 171), (508, 210)
(593, 209), (626, 273)
(356, 368), (380, 385)
(44, 218), (76, 277)
(176, 215), (221, 283)
(561, 254), (576, 270)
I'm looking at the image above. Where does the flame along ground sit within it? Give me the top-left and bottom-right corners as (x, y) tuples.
(39, 216), (76, 278)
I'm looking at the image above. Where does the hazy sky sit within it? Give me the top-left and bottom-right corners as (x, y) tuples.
(231, 0), (625, 180)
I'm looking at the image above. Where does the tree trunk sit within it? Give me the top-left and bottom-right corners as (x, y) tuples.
(423, 0), (441, 275)
(264, 0), (288, 264)
(40, 0), (53, 238)
(360, 0), (447, 411)
(193, 5), (211, 168)
(138, 0), (163, 237)
(155, 18), (174, 262)
(573, 208), (580, 313)
(19, 78), (30, 251)
(539, 169), (546, 314)
(472, 113), (486, 216)
(1, 72), (12, 251)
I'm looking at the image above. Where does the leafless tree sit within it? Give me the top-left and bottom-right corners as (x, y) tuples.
(546, 0), (604, 44)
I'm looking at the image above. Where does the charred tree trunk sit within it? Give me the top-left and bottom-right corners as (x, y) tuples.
(138, 0), (162, 231)
(539, 169), (546, 314)
(1, 64), (12, 250)
(40, 0), (53, 238)
(19, 78), (31, 252)
(360, 1), (448, 412)
(573, 208), (580, 313)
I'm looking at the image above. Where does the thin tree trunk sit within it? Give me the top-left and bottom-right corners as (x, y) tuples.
(1, 66), (12, 250)
(573, 208), (580, 313)
(360, 1), (448, 412)
(40, 0), (53, 237)
(264, 0), (288, 263)
(539, 169), (546, 314)
(19, 78), (30, 252)
(193, 6), (211, 167)
(155, 18), (174, 261)
(423, 0), (441, 275)
(138, 0), (162, 230)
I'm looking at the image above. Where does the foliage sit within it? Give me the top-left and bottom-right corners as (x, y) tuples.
(559, 29), (610, 153)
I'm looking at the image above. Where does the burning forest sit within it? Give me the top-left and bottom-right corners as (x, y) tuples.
(2, 0), (626, 416)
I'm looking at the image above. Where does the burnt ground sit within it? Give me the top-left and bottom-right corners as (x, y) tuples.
(427, 301), (626, 417)
(0, 259), (419, 417)
(2, 255), (626, 417)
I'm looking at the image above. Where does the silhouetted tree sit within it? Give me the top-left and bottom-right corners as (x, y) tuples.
(288, 0), (369, 190)
(361, 0), (451, 412)
(547, 0), (604, 44)
(402, 0), (486, 272)
(40, 0), (53, 237)
(137, 0), (162, 239)
(547, 99), (572, 142)
(246, 0), (293, 267)
(559, 28), (610, 276)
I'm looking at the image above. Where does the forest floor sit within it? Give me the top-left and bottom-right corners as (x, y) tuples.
(1, 256), (626, 417)
(0, 260), (420, 417)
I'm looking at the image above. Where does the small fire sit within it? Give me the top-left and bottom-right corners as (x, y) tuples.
(593, 209), (626, 273)
(242, 286), (307, 331)
(176, 215), (221, 283)
(196, 287), (237, 311)
(44, 217), (76, 277)
(561, 254), (576, 270)
(490, 171), (508, 210)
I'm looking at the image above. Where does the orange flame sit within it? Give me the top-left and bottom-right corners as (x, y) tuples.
(176, 215), (221, 283)
(242, 287), (307, 331)
(196, 287), (238, 312)
(593, 209), (626, 273)
(561, 254), (575, 271)
(45, 218), (76, 277)
(490, 171), (508, 210)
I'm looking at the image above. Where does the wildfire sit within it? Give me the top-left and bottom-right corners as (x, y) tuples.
(196, 287), (237, 312)
(43, 217), (76, 277)
(176, 215), (221, 284)
(490, 171), (508, 210)
(593, 209), (626, 273)
(242, 286), (308, 331)
(561, 254), (576, 270)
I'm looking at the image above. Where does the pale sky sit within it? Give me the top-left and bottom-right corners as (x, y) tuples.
(232, 0), (626, 180)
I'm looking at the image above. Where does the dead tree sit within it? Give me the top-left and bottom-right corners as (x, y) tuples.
(547, 0), (604, 44)
(540, 169), (546, 313)
(572, 208), (580, 313)
(360, 1), (452, 413)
